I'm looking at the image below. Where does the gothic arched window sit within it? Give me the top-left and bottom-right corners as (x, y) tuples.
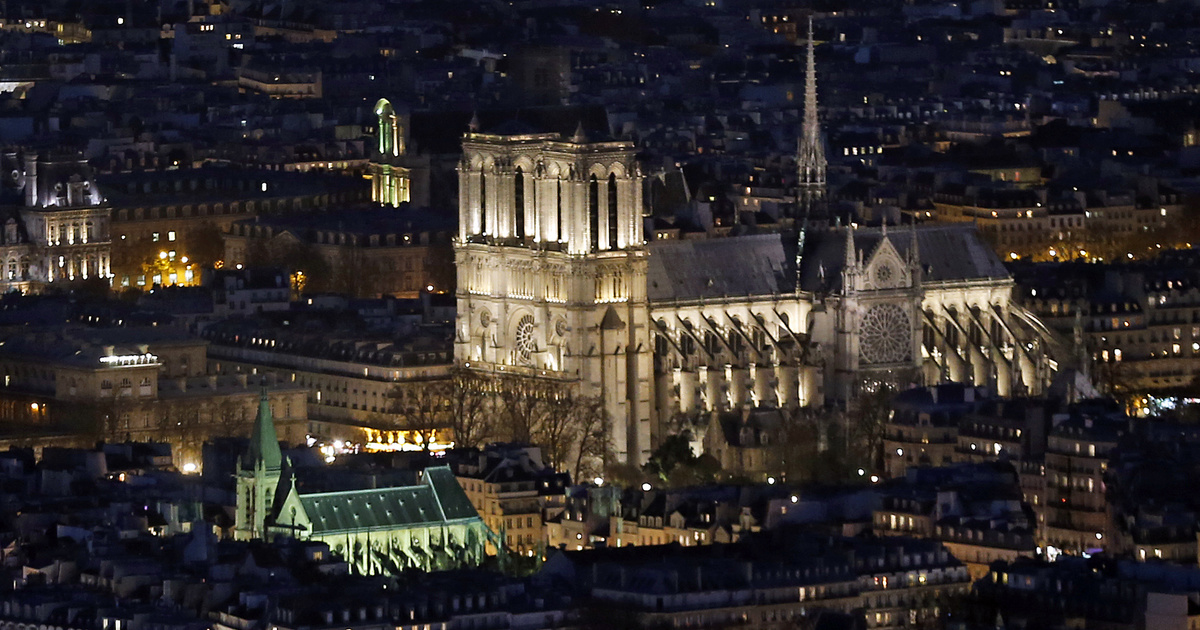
(589, 175), (599, 251)
(480, 168), (488, 235)
(514, 167), (525, 240)
(608, 173), (619, 249)
(556, 179), (564, 242)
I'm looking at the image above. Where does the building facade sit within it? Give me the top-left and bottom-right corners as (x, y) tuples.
(0, 150), (113, 292)
(453, 125), (653, 463)
(235, 393), (490, 574)
(454, 123), (1060, 465)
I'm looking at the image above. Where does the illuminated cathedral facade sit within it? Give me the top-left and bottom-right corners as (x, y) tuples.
(451, 123), (1061, 466)
(453, 123), (654, 463)
(436, 26), (1061, 466)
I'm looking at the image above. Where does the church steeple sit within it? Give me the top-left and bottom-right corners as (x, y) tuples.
(235, 387), (285, 541)
(797, 15), (827, 220)
(245, 387), (282, 473)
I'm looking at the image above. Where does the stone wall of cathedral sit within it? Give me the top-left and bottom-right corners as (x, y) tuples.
(453, 131), (653, 464)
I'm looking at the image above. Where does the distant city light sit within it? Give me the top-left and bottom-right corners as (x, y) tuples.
(182, 463), (197, 473)
(641, 482), (652, 491)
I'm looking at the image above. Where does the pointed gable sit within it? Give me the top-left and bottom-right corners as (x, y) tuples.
(863, 231), (910, 290)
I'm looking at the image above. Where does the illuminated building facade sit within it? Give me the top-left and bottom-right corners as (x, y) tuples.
(452, 122), (1058, 466)
(0, 150), (112, 292)
(454, 124), (653, 464)
(367, 99), (431, 208)
(0, 327), (307, 465)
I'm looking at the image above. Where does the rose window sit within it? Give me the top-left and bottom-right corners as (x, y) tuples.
(514, 315), (536, 364)
(874, 263), (894, 287)
(859, 303), (911, 364)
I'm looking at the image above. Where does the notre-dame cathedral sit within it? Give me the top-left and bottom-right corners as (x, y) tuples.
(379, 27), (1060, 466)
(447, 128), (1059, 466)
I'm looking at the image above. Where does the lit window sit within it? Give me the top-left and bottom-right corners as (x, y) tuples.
(168, 231), (176, 242)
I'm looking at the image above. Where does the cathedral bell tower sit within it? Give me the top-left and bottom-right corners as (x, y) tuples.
(454, 123), (653, 465)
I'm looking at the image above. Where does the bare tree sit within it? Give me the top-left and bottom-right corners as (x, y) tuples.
(491, 374), (610, 480)
(385, 380), (449, 454)
(494, 374), (555, 444)
(569, 395), (609, 482)
(444, 367), (494, 449)
(212, 398), (249, 439)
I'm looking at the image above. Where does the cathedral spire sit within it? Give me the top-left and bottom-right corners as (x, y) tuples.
(797, 15), (827, 220)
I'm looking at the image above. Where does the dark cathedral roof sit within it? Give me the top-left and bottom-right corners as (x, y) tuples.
(646, 234), (792, 302)
(645, 223), (1009, 303)
(797, 224), (1010, 294)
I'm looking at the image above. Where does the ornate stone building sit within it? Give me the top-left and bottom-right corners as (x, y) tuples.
(0, 150), (112, 292)
(453, 123), (653, 464)
(453, 119), (1060, 466)
(647, 224), (1058, 460)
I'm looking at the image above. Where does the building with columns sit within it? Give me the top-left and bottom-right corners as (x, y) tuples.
(0, 150), (112, 291)
(441, 27), (1063, 467)
(452, 118), (1061, 467)
(454, 122), (653, 464)
(647, 224), (1060, 460)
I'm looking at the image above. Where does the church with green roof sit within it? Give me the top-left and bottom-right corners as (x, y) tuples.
(235, 389), (490, 574)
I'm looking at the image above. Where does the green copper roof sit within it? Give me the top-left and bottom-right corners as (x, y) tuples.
(298, 466), (480, 535)
(244, 388), (283, 472)
(424, 466), (479, 520)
